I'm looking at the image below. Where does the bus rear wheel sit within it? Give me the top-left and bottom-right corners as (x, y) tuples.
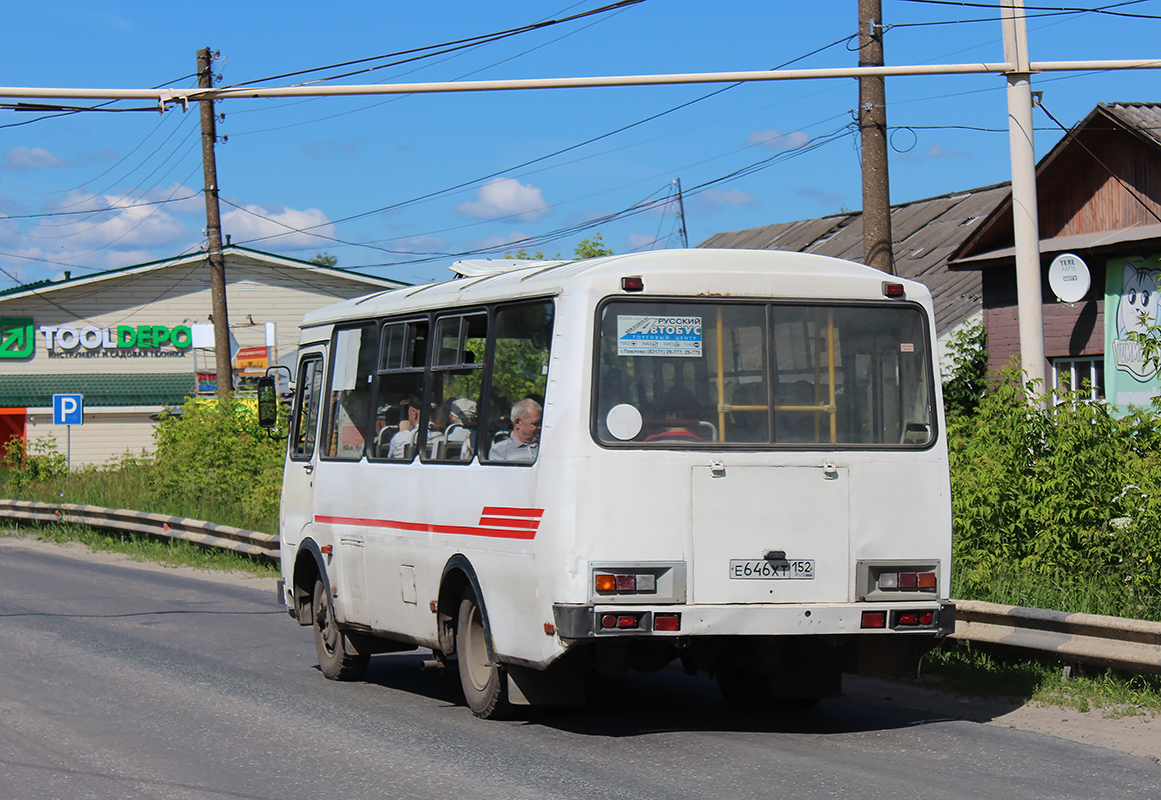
(456, 588), (513, 719)
(312, 579), (369, 681)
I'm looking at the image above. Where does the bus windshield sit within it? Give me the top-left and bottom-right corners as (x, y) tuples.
(595, 300), (934, 448)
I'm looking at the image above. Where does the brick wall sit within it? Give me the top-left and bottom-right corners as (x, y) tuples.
(982, 263), (1106, 378)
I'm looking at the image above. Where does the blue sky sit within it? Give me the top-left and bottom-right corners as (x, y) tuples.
(1, 1), (1159, 286)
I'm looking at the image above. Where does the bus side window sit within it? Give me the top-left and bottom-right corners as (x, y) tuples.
(290, 357), (324, 460)
(322, 323), (377, 460)
(481, 300), (554, 464)
(374, 320), (428, 461)
(428, 313), (486, 463)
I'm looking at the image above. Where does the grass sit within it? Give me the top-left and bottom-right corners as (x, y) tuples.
(920, 638), (1161, 719)
(2, 522), (279, 578)
(6, 456), (276, 534)
(951, 562), (1161, 623)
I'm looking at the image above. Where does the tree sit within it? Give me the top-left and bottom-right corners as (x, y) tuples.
(942, 322), (987, 418)
(310, 252), (338, 267)
(504, 234), (615, 262)
(573, 234), (613, 259)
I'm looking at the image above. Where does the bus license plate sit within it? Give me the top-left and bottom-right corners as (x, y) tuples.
(729, 559), (814, 580)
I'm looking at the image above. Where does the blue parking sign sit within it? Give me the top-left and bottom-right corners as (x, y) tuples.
(53, 393), (84, 426)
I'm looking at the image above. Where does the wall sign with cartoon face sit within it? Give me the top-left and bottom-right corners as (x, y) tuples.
(1106, 256), (1161, 404)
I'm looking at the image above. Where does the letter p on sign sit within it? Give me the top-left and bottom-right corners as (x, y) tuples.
(53, 394), (84, 426)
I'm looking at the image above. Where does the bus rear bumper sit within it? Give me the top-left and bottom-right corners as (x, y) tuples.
(553, 600), (955, 640)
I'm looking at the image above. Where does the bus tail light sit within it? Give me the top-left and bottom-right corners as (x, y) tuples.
(861, 611), (887, 629)
(600, 613), (642, 629)
(594, 572), (657, 595)
(877, 571), (937, 592)
(896, 610), (935, 627)
(653, 613), (680, 632)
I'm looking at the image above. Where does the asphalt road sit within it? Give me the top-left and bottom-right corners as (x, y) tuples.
(0, 539), (1157, 800)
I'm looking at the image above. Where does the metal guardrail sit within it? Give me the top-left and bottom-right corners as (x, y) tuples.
(950, 599), (1161, 675)
(0, 499), (278, 562)
(2, 499), (1160, 673)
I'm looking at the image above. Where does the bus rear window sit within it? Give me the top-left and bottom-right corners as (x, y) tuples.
(594, 300), (934, 448)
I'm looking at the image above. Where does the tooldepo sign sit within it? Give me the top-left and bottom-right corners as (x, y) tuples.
(39, 324), (193, 352)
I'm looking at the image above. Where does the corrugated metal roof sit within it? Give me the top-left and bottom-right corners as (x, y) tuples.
(1103, 102), (1161, 149)
(699, 183), (1009, 336)
(0, 373), (194, 409)
(952, 222), (1161, 267)
(0, 245), (407, 302)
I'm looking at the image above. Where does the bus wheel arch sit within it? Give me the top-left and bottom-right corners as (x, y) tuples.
(438, 556), (514, 718)
(437, 555), (487, 657)
(292, 540), (328, 625)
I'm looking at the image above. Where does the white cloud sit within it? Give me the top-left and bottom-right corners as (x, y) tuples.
(627, 233), (659, 251)
(695, 188), (758, 217)
(24, 188), (190, 250)
(2, 146), (66, 172)
(455, 178), (550, 222)
(221, 204), (337, 249)
(390, 235), (447, 254)
(900, 143), (970, 164)
(793, 187), (844, 207)
(747, 129), (810, 151)
(300, 138), (368, 160)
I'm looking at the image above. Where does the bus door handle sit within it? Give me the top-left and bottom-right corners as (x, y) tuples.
(303, 463), (315, 474)
(821, 460), (838, 479)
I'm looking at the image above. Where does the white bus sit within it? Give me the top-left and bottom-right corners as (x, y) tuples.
(263, 248), (954, 718)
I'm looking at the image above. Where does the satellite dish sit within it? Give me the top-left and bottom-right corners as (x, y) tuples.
(1048, 253), (1091, 304)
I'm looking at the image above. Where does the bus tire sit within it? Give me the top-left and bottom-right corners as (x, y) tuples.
(312, 579), (369, 681)
(456, 588), (513, 719)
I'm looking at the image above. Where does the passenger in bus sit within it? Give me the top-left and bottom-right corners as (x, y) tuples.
(488, 398), (542, 462)
(644, 388), (704, 443)
(373, 403), (399, 457)
(446, 397), (477, 459)
(387, 397), (422, 459)
(424, 406), (451, 458)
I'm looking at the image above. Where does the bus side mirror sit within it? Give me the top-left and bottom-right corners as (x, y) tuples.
(257, 377), (278, 429)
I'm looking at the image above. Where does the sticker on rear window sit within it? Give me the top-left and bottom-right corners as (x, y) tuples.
(617, 316), (702, 357)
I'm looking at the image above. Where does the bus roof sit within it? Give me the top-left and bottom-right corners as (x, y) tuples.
(300, 249), (932, 329)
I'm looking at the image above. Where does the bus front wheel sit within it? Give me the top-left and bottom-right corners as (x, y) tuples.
(312, 579), (369, 681)
(456, 588), (513, 719)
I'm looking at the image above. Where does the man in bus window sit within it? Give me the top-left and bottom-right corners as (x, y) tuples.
(388, 397), (422, 459)
(488, 398), (542, 462)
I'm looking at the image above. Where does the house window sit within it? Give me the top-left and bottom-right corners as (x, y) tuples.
(1051, 357), (1104, 402)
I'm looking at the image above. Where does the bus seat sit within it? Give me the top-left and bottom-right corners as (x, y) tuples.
(696, 420), (718, 442)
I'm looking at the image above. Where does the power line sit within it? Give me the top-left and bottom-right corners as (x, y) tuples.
(222, 0), (649, 90)
(893, 0), (1161, 20)
(225, 31), (858, 251)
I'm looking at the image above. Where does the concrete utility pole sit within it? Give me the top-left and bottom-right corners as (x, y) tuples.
(858, 0), (895, 275)
(1000, 0), (1047, 393)
(198, 47), (233, 396)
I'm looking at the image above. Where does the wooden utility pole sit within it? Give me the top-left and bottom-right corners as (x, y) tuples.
(858, 0), (895, 275)
(674, 178), (689, 248)
(198, 47), (233, 396)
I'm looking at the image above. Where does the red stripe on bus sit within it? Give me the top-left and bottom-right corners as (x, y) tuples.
(482, 506), (543, 518)
(315, 515), (537, 540)
(478, 516), (541, 530)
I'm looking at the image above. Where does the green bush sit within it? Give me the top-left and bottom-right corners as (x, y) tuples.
(150, 396), (286, 524)
(3, 435), (68, 494)
(949, 367), (1161, 619)
(941, 322), (987, 418)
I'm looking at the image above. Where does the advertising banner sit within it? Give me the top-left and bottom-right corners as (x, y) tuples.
(1104, 253), (1161, 410)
